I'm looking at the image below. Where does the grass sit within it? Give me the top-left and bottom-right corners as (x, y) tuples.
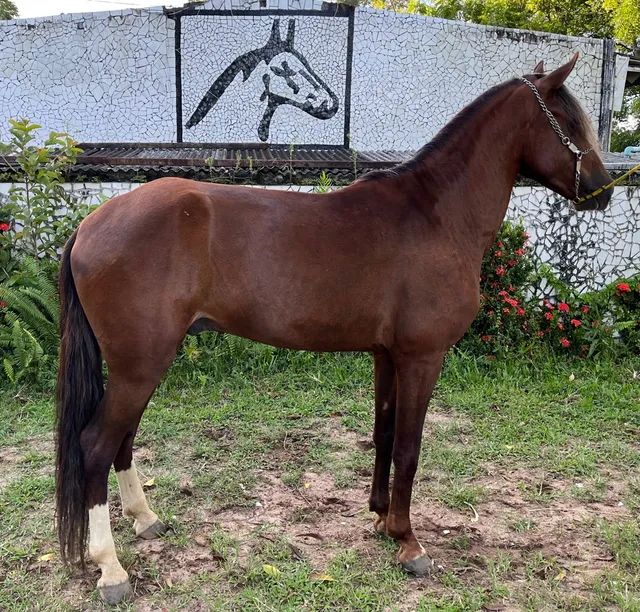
(0, 336), (639, 610)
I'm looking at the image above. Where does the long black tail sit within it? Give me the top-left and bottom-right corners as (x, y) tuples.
(55, 230), (104, 566)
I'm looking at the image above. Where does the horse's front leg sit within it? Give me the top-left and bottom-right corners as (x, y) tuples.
(386, 351), (445, 576)
(369, 350), (397, 534)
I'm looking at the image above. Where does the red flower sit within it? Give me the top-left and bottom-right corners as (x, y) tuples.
(503, 307), (510, 314)
(544, 300), (554, 310)
(508, 285), (515, 292)
(517, 307), (525, 316)
(581, 305), (589, 314)
(515, 248), (525, 256)
(498, 290), (508, 297)
(560, 337), (570, 348)
(0, 300), (6, 308)
(481, 335), (492, 342)
(558, 302), (570, 313)
(497, 241), (504, 248)
(507, 259), (517, 267)
(505, 297), (519, 307)
(570, 319), (581, 327)
(616, 282), (631, 293)
(496, 266), (506, 277)
(544, 312), (553, 320)
(495, 250), (503, 257)
(0, 222), (9, 232)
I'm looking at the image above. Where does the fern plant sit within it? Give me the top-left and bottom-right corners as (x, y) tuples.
(0, 257), (59, 385)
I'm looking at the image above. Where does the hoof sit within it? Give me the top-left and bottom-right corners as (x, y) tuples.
(401, 553), (433, 577)
(99, 580), (132, 605)
(138, 520), (167, 540)
(373, 515), (387, 535)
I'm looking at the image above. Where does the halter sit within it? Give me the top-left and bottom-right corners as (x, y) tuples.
(519, 77), (594, 204)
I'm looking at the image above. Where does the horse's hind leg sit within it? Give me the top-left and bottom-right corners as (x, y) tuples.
(369, 350), (396, 534)
(114, 422), (166, 539)
(81, 372), (166, 604)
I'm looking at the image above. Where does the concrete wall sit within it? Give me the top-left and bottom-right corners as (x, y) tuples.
(350, 8), (604, 150)
(0, 3), (610, 147)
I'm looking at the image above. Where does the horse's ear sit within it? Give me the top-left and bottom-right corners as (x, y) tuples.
(533, 60), (544, 74)
(268, 19), (282, 46)
(538, 52), (579, 92)
(286, 20), (295, 48)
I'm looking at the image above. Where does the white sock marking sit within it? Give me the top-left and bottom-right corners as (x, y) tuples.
(116, 459), (160, 535)
(88, 503), (128, 588)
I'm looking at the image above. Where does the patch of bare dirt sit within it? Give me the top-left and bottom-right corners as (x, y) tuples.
(0, 436), (53, 492)
(64, 421), (635, 609)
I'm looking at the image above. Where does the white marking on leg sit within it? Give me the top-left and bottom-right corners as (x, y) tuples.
(116, 459), (160, 535)
(88, 503), (128, 588)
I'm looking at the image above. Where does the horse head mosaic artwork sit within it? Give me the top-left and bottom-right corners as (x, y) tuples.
(185, 19), (339, 141)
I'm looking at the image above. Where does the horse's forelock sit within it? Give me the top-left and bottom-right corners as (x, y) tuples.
(555, 85), (599, 152)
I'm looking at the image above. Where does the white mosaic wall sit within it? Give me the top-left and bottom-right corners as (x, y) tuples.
(180, 14), (348, 144)
(0, 9), (175, 143)
(508, 186), (640, 291)
(350, 7), (604, 150)
(0, 4), (609, 148)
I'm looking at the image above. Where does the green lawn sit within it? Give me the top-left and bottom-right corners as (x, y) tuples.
(1, 340), (639, 610)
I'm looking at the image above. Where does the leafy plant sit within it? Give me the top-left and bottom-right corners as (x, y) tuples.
(0, 118), (93, 278)
(0, 258), (59, 385)
(461, 221), (535, 355)
(610, 276), (640, 353)
(314, 171), (333, 193)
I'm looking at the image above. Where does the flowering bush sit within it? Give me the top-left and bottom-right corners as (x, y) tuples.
(537, 296), (612, 357)
(610, 276), (640, 353)
(461, 221), (535, 355)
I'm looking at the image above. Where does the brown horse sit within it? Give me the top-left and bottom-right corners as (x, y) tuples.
(56, 54), (611, 604)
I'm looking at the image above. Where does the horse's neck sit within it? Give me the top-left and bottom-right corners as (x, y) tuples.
(408, 86), (524, 259)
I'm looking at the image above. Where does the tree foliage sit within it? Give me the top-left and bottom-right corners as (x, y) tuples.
(0, 0), (18, 20)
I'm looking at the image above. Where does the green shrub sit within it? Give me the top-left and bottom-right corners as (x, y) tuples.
(0, 258), (59, 385)
(533, 266), (617, 357)
(461, 221), (535, 355)
(610, 276), (640, 354)
(0, 118), (95, 279)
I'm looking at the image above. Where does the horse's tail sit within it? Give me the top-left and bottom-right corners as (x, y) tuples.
(56, 230), (104, 566)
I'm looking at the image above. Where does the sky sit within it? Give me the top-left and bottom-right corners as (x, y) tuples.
(13, 0), (187, 18)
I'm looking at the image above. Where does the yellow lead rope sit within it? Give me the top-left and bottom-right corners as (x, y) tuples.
(574, 161), (640, 205)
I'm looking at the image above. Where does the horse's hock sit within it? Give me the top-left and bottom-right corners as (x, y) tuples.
(0, 0), (638, 288)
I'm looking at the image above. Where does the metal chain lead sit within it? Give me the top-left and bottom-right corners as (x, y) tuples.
(520, 77), (593, 202)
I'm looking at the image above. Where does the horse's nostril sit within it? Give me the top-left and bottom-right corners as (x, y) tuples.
(306, 93), (317, 101)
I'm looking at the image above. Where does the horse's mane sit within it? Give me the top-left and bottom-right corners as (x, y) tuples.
(358, 76), (596, 183)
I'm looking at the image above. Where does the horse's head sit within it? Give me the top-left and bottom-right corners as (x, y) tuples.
(186, 19), (339, 142)
(261, 51), (339, 120)
(517, 54), (612, 211)
(258, 20), (338, 133)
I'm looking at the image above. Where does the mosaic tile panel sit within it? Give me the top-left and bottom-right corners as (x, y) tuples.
(0, 10), (176, 143)
(350, 7), (604, 150)
(180, 14), (349, 144)
(509, 186), (640, 291)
